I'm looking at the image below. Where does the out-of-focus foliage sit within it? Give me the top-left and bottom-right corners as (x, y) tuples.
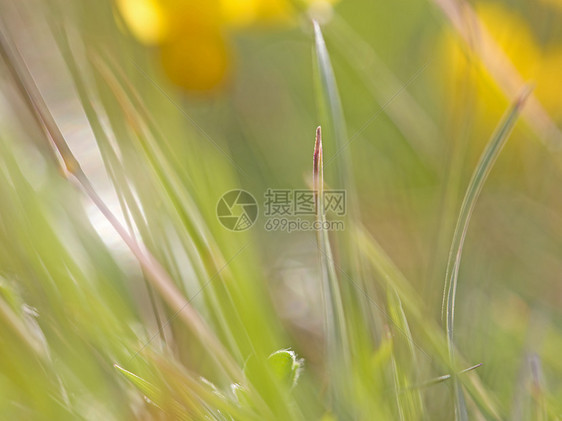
(1, 0), (562, 419)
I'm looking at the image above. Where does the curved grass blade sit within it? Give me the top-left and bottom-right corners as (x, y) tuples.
(442, 85), (532, 420)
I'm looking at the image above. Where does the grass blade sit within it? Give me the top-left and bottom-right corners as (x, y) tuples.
(0, 24), (241, 382)
(387, 289), (424, 421)
(443, 85), (532, 420)
(313, 126), (349, 375)
(313, 21), (352, 188)
(114, 364), (192, 419)
(313, 22), (380, 400)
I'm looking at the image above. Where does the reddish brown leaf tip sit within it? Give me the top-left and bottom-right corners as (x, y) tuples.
(313, 126), (322, 177)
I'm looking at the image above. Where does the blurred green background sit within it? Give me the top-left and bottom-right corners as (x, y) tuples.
(1, 0), (562, 419)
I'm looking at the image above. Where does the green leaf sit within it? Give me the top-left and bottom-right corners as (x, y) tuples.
(243, 349), (304, 390)
(267, 349), (303, 388)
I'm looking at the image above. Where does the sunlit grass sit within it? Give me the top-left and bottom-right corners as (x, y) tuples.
(1, 0), (562, 420)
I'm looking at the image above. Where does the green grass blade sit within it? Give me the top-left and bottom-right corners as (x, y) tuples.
(313, 20), (352, 187)
(114, 364), (165, 405)
(313, 22), (374, 396)
(387, 289), (424, 421)
(313, 127), (350, 384)
(443, 86), (532, 420)
(114, 364), (193, 419)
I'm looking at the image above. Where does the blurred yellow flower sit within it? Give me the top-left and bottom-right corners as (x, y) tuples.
(220, 0), (262, 27)
(159, 22), (231, 92)
(115, 0), (169, 44)
(221, 0), (338, 27)
(443, 3), (562, 123)
(116, 0), (338, 92)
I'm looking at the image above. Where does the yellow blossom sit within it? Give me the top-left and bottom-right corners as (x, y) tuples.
(159, 23), (231, 92)
(220, 0), (261, 27)
(115, 0), (169, 44)
(116, 0), (339, 92)
(442, 3), (562, 123)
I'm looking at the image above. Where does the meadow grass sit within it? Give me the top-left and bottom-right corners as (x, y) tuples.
(1, 0), (562, 420)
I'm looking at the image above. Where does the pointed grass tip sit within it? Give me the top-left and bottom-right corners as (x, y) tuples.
(313, 126), (322, 179)
(515, 83), (534, 109)
(312, 19), (321, 35)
